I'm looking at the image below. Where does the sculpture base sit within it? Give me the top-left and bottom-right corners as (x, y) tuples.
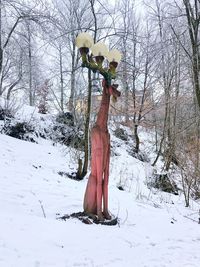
(57, 211), (118, 226)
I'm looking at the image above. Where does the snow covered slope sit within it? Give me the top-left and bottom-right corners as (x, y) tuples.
(0, 127), (200, 266)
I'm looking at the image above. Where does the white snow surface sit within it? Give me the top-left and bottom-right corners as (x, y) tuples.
(0, 108), (200, 267)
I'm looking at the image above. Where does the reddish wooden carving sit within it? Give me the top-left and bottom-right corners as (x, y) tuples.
(83, 79), (121, 221)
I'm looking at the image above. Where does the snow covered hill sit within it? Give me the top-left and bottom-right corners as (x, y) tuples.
(0, 109), (200, 267)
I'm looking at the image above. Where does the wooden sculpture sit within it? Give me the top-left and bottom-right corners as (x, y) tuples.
(75, 32), (121, 221)
(83, 79), (121, 221)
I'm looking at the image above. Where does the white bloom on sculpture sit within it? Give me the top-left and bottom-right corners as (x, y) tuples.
(107, 49), (121, 63)
(91, 42), (108, 57)
(75, 32), (94, 49)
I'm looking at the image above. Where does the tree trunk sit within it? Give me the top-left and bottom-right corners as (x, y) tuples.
(59, 45), (64, 112)
(134, 49), (149, 153)
(27, 23), (34, 106)
(76, 68), (92, 180)
(134, 124), (140, 153)
(183, 0), (200, 109)
(0, 0), (3, 96)
(165, 51), (180, 171)
(76, 0), (97, 180)
(69, 41), (76, 113)
(152, 1), (172, 166)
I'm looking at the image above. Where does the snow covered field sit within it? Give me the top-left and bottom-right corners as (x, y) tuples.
(0, 120), (200, 267)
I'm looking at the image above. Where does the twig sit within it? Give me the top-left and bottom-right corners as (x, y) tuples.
(183, 215), (199, 224)
(175, 205), (199, 224)
(38, 199), (46, 218)
(31, 191), (46, 218)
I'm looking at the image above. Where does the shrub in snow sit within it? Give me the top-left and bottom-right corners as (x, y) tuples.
(114, 127), (128, 141)
(0, 106), (14, 121)
(2, 121), (36, 143)
(148, 173), (178, 195)
(191, 185), (200, 200)
(52, 112), (84, 150)
(128, 148), (150, 162)
(52, 123), (84, 150)
(1, 106), (84, 150)
(55, 112), (74, 127)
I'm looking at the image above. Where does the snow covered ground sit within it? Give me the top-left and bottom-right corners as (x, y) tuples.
(0, 113), (200, 266)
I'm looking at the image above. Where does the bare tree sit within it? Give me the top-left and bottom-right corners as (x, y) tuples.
(182, 0), (200, 109)
(0, 0), (53, 103)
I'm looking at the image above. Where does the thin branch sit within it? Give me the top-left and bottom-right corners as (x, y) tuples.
(170, 24), (192, 60)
